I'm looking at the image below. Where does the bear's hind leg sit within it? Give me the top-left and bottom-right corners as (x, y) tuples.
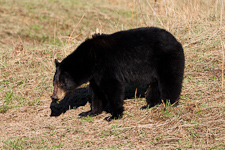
(157, 68), (183, 106)
(141, 80), (161, 109)
(159, 79), (182, 106)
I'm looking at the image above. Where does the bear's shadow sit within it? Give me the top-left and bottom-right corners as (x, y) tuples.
(50, 84), (147, 117)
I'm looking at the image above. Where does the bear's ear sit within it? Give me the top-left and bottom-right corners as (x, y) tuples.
(55, 59), (60, 67)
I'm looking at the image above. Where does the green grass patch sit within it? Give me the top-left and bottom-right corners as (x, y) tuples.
(79, 115), (94, 122)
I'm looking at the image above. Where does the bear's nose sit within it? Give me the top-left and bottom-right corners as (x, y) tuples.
(51, 95), (58, 101)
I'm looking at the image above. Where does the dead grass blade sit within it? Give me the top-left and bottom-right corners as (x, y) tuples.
(67, 14), (85, 45)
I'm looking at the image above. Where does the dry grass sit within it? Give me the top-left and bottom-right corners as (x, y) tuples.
(0, 0), (225, 149)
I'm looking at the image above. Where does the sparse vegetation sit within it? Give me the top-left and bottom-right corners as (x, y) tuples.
(0, 0), (225, 149)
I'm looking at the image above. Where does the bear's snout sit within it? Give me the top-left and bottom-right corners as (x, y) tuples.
(51, 95), (58, 101)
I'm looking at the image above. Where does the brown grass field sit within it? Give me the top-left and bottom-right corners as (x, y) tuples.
(0, 0), (225, 149)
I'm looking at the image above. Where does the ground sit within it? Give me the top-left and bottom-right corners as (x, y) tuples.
(0, 0), (225, 149)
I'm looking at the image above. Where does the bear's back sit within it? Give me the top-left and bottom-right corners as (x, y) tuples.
(86, 27), (183, 83)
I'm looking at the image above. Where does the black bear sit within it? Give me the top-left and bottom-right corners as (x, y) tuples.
(51, 27), (185, 121)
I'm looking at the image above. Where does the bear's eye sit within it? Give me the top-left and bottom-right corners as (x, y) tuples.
(59, 83), (64, 87)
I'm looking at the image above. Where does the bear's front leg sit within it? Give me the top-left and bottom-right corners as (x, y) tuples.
(79, 110), (97, 117)
(101, 79), (125, 121)
(79, 79), (106, 117)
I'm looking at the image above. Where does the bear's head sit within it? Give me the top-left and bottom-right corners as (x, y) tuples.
(51, 59), (77, 102)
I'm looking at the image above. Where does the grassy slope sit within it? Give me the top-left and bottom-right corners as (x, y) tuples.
(0, 0), (225, 149)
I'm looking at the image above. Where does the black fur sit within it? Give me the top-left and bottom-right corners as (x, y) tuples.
(52, 27), (185, 121)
